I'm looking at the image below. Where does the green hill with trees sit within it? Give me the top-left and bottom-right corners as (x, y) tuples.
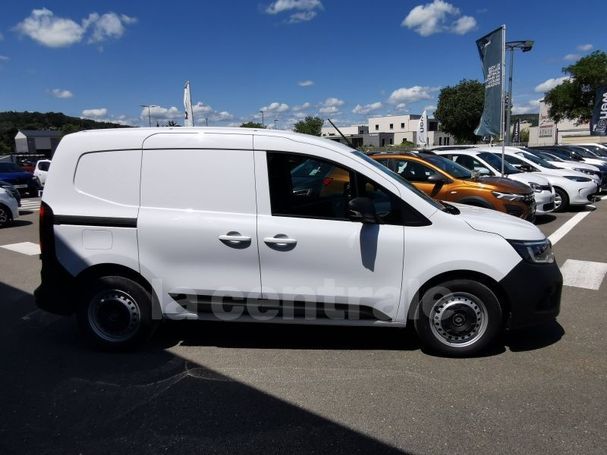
(0, 111), (130, 154)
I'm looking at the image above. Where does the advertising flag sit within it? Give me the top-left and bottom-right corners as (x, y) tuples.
(511, 119), (521, 143)
(184, 81), (194, 127)
(474, 26), (505, 138)
(416, 109), (428, 147)
(591, 85), (607, 136)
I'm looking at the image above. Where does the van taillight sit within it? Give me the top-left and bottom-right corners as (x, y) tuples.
(39, 201), (54, 258)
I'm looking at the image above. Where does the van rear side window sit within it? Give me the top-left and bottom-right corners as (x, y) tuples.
(74, 150), (141, 206)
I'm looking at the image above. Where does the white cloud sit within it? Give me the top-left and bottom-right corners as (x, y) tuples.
(140, 103), (233, 125)
(534, 76), (570, 93)
(15, 8), (85, 47)
(82, 108), (108, 118)
(84, 12), (137, 43)
(452, 15), (476, 35)
(292, 102), (311, 111)
(402, 0), (476, 36)
(261, 102), (290, 113)
(352, 101), (383, 114)
(563, 53), (580, 62)
(322, 97), (344, 107)
(577, 44), (592, 52)
(298, 80), (314, 87)
(0, 32), (4, 41)
(50, 88), (73, 99)
(14, 8), (137, 48)
(192, 102), (213, 115)
(512, 98), (542, 115)
(0, 55), (9, 62)
(265, 0), (323, 23)
(388, 86), (434, 104)
(395, 103), (408, 112)
(423, 104), (437, 113)
(319, 106), (339, 114)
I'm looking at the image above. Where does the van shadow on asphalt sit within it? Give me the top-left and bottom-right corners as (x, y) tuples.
(0, 281), (407, 455)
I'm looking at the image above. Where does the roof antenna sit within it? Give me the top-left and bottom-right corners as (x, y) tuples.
(327, 118), (355, 149)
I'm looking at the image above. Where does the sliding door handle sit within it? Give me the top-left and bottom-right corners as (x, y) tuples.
(264, 236), (297, 246)
(218, 232), (251, 244)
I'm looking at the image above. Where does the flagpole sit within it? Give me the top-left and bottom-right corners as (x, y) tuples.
(500, 25), (506, 177)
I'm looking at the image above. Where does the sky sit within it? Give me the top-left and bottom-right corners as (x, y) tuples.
(0, 0), (605, 129)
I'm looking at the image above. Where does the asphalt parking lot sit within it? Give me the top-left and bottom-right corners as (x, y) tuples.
(1, 197), (606, 454)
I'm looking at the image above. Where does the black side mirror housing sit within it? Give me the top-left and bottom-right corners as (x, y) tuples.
(427, 173), (451, 184)
(348, 197), (379, 224)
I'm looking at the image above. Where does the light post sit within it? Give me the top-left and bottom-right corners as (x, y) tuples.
(260, 110), (265, 127)
(505, 40), (534, 145)
(140, 104), (157, 127)
(274, 118), (278, 129)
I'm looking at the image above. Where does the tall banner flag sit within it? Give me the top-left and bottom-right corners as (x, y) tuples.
(184, 81), (194, 127)
(591, 85), (607, 136)
(474, 26), (505, 139)
(416, 110), (428, 147)
(511, 119), (521, 143)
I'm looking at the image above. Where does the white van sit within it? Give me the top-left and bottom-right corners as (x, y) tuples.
(35, 128), (562, 356)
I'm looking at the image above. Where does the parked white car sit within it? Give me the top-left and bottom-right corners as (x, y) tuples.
(434, 149), (556, 215)
(522, 149), (606, 191)
(35, 128), (563, 356)
(0, 187), (19, 227)
(34, 160), (51, 187)
(496, 148), (598, 211)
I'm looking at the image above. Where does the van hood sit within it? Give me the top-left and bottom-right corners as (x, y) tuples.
(449, 202), (545, 241)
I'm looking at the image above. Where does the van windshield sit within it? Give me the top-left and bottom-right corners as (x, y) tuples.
(352, 151), (445, 211)
(518, 152), (559, 169)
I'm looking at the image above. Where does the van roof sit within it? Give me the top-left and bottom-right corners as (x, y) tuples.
(68, 127), (355, 153)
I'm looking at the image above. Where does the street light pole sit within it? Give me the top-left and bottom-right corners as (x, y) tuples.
(140, 104), (157, 127)
(260, 110), (264, 127)
(504, 40), (534, 145)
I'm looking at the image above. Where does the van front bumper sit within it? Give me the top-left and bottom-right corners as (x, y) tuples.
(500, 260), (562, 329)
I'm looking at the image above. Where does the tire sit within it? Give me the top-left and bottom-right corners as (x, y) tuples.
(553, 187), (569, 212)
(0, 204), (11, 228)
(414, 279), (503, 357)
(76, 276), (159, 350)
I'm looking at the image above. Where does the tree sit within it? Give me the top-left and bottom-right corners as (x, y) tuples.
(544, 51), (607, 124)
(166, 120), (179, 127)
(434, 79), (484, 144)
(293, 116), (323, 136)
(240, 121), (265, 128)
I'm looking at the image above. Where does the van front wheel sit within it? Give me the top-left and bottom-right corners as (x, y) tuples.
(77, 276), (158, 350)
(414, 279), (502, 357)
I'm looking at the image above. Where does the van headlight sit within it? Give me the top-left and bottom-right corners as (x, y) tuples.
(508, 239), (554, 264)
(492, 191), (525, 201)
(573, 168), (596, 176)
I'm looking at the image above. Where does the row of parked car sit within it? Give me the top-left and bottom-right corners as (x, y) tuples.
(0, 159), (50, 227)
(368, 143), (607, 223)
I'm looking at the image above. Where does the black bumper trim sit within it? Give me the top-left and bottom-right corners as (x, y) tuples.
(500, 260), (562, 329)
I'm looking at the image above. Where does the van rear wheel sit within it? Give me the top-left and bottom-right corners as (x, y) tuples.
(414, 279), (502, 357)
(77, 276), (158, 350)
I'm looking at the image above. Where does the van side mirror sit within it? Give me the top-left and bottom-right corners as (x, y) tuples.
(348, 197), (378, 224)
(477, 167), (491, 176)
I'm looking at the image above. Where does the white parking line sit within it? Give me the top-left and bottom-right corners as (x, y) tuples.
(0, 242), (41, 256)
(548, 211), (592, 246)
(561, 259), (607, 290)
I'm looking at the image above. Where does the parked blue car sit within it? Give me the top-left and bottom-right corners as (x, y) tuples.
(0, 162), (39, 196)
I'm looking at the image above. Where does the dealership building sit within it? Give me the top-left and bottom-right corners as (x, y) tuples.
(321, 114), (455, 147)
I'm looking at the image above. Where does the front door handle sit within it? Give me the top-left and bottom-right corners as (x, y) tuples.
(218, 232), (251, 244)
(264, 235), (297, 246)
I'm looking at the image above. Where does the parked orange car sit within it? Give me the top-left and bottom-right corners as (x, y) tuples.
(372, 152), (536, 220)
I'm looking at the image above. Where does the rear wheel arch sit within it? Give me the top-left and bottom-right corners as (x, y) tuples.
(0, 203), (13, 227)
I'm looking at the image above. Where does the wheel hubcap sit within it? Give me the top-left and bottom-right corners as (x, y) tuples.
(0, 209), (7, 224)
(554, 193), (562, 209)
(88, 290), (141, 342)
(429, 293), (488, 347)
